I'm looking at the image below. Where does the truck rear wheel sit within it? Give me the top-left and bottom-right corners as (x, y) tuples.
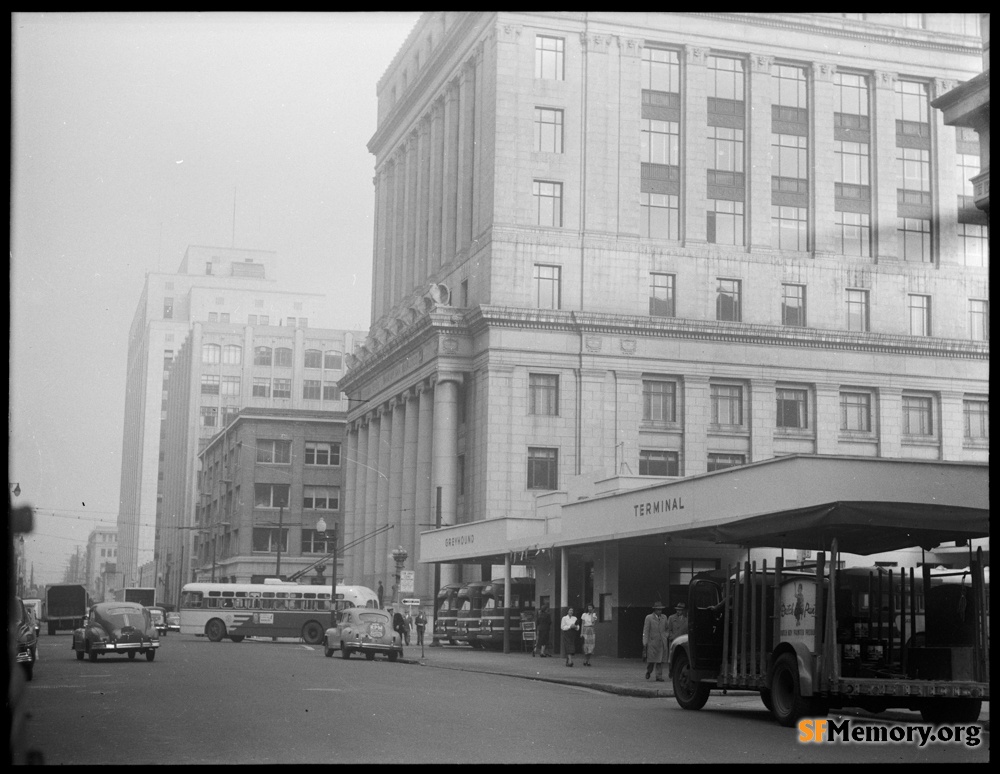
(769, 653), (822, 727)
(672, 651), (710, 710)
(920, 698), (981, 724)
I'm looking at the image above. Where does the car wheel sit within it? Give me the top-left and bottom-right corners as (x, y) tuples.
(76, 649), (85, 661)
(301, 621), (324, 645)
(340, 642), (351, 659)
(365, 651), (376, 661)
(672, 650), (710, 711)
(88, 649), (98, 662)
(146, 649), (156, 662)
(229, 635), (245, 643)
(128, 650), (137, 660)
(205, 619), (227, 643)
(388, 651), (399, 662)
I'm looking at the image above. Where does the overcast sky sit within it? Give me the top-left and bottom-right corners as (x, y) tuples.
(9, 11), (423, 586)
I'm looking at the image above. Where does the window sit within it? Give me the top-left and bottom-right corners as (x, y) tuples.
(846, 289), (870, 332)
(221, 376), (240, 397)
(254, 483), (290, 509)
(323, 382), (341, 401)
(252, 528), (288, 553)
(959, 224), (987, 267)
(202, 344), (221, 364)
(834, 72), (869, 120)
(534, 264), (561, 310)
(709, 126), (744, 173)
(836, 141), (869, 186)
(641, 47), (680, 94)
(220, 313), (230, 323)
(902, 395), (933, 436)
(969, 300), (989, 341)
(773, 64), (807, 109)
(707, 200), (744, 246)
(772, 134), (807, 182)
(710, 383), (743, 426)
(256, 440), (291, 465)
(643, 379), (677, 423)
(248, 314), (257, 325)
(707, 454), (745, 472)
(534, 108), (563, 153)
(301, 529), (335, 555)
(836, 211), (871, 257)
(708, 55), (744, 102)
(535, 36), (564, 80)
(163, 297), (174, 319)
(641, 119), (679, 166)
(305, 442), (341, 467)
(781, 284), (806, 327)
(957, 152), (979, 202)
(254, 346), (272, 366)
(304, 486), (340, 511)
(208, 312), (218, 322)
(772, 206), (808, 251)
(776, 388), (808, 429)
(963, 398), (989, 440)
(259, 315), (270, 326)
(222, 345), (242, 365)
(272, 379), (291, 399)
(303, 380), (322, 400)
(527, 447), (558, 490)
(533, 181), (563, 227)
(222, 406), (239, 426)
(840, 391), (872, 432)
(324, 351), (343, 371)
(528, 374), (559, 416)
(649, 273), (675, 317)
(897, 147), (930, 202)
(895, 80), (929, 131)
(716, 278), (741, 322)
(304, 349), (323, 369)
(252, 377), (270, 398)
(201, 375), (220, 395)
(908, 294), (931, 337)
(200, 406), (218, 428)
(275, 347), (293, 367)
(641, 193), (679, 239)
(286, 317), (296, 327)
(639, 450), (679, 476)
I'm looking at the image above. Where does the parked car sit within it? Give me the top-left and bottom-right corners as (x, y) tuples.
(165, 611), (181, 633)
(71, 602), (160, 662)
(148, 606), (169, 636)
(14, 597), (39, 680)
(323, 608), (403, 661)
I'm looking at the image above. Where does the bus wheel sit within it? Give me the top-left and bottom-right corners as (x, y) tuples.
(229, 635), (245, 643)
(769, 653), (816, 727)
(301, 621), (324, 645)
(128, 650), (136, 660)
(205, 619), (227, 643)
(340, 642), (351, 659)
(672, 651), (710, 710)
(146, 649), (156, 662)
(920, 698), (982, 724)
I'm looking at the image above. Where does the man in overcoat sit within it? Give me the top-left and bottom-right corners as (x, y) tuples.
(642, 601), (670, 681)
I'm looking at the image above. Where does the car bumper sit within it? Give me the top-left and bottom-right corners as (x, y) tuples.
(17, 648), (35, 664)
(89, 641), (160, 653)
(166, 625), (180, 632)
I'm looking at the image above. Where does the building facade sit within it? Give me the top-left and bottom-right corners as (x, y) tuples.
(84, 527), (118, 603)
(117, 245), (364, 603)
(188, 408), (346, 589)
(339, 13), (989, 629)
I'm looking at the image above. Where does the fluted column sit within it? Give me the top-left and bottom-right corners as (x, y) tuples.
(415, 118), (431, 285)
(470, 42), (485, 239)
(394, 147), (408, 303)
(432, 374), (462, 588)
(415, 384), (435, 595)
(385, 160), (399, 308)
(362, 411), (381, 588)
(387, 396), (406, 588)
(748, 53), (774, 249)
(429, 99), (445, 271)
(442, 80), (460, 263)
(402, 137), (417, 298)
(374, 405), (393, 588)
(456, 61), (475, 252)
(683, 45), (709, 244)
(353, 418), (371, 582)
(872, 71), (899, 261)
(343, 424), (360, 582)
(400, 389), (420, 596)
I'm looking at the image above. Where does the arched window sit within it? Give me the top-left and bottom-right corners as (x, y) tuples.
(275, 347), (293, 367)
(202, 344), (221, 364)
(254, 346), (272, 366)
(223, 344), (242, 365)
(304, 349), (322, 369)
(324, 350), (343, 371)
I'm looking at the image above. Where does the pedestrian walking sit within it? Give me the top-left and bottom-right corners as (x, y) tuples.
(642, 601), (670, 682)
(377, 581), (384, 608)
(414, 607), (427, 646)
(560, 607), (580, 667)
(392, 609), (408, 646)
(666, 602), (688, 673)
(403, 610), (413, 645)
(580, 603), (598, 666)
(535, 603), (552, 657)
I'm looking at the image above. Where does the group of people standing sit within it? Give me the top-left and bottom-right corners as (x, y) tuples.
(643, 601), (688, 681)
(532, 602), (599, 667)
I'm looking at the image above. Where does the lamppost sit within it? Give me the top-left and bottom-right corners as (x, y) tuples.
(390, 546), (408, 610)
(315, 517), (338, 628)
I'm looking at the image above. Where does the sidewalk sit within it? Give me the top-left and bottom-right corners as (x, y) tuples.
(400, 642), (989, 729)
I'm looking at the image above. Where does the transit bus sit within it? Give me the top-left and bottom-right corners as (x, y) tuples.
(477, 577), (536, 650)
(453, 581), (490, 648)
(433, 583), (463, 645)
(180, 580), (379, 645)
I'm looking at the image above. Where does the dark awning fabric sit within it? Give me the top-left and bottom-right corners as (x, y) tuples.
(665, 501), (990, 556)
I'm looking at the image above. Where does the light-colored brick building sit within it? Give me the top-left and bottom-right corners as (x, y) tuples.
(339, 13), (989, 642)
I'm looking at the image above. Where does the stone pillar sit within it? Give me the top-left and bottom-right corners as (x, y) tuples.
(429, 98), (445, 271)
(415, 118), (431, 285)
(872, 71), (899, 261)
(748, 53), (774, 249)
(471, 42), (485, 240)
(362, 412), (381, 588)
(877, 387), (902, 458)
(394, 147), (408, 303)
(932, 78), (961, 265)
(374, 405), (393, 587)
(371, 169), (386, 323)
(401, 389), (421, 596)
(814, 383), (841, 456)
(456, 62), (475, 253)
(415, 384), (435, 594)
(442, 80), (460, 264)
(387, 397), (406, 587)
(402, 135), (417, 298)
(812, 62), (838, 256)
(432, 374), (462, 588)
(343, 424), (359, 582)
(684, 46), (709, 245)
(353, 418), (371, 582)
(682, 376), (710, 475)
(938, 390), (966, 461)
(749, 378), (777, 462)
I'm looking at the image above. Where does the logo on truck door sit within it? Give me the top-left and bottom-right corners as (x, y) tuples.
(779, 579), (816, 642)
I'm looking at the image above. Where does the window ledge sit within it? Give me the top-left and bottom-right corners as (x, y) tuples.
(901, 435), (939, 446)
(707, 426), (749, 437)
(838, 431), (877, 441)
(640, 421), (682, 432)
(774, 428), (815, 439)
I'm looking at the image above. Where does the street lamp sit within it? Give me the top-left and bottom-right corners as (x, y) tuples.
(390, 546), (408, 609)
(315, 517), (338, 628)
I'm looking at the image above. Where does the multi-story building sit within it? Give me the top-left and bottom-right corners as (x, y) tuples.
(84, 527), (118, 602)
(338, 12), (989, 640)
(189, 407), (347, 589)
(117, 245), (365, 603)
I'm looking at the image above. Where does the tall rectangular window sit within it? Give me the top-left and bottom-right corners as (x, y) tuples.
(202, 344), (221, 364)
(221, 376), (240, 397)
(643, 379), (677, 423)
(535, 36), (564, 80)
(707, 454), (745, 472)
(527, 447), (558, 490)
(200, 375), (220, 395)
(707, 200), (744, 246)
(774, 64), (807, 110)
(649, 273), (675, 317)
(322, 383), (341, 401)
(835, 211), (871, 257)
(781, 284), (806, 327)
(641, 48), (680, 95)
(710, 383), (743, 426)
(641, 118), (679, 166)
(639, 450), (679, 476)
(708, 56), (744, 102)
(898, 218), (931, 263)
(836, 140), (870, 186)
(772, 133), (808, 183)
(834, 72), (869, 123)
(771, 206), (808, 251)
(716, 278), (742, 322)
(304, 349), (323, 369)
(846, 289), (870, 332)
(776, 388), (808, 429)
(897, 147), (931, 202)
(640, 193), (679, 239)
(200, 406), (218, 428)
(908, 294), (931, 337)
(534, 265), (561, 310)
(969, 299), (989, 341)
(222, 345), (242, 365)
(902, 395), (933, 436)
(533, 180), (563, 227)
(709, 126), (744, 173)
(275, 348), (293, 368)
(303, 380), (321, 400)
(534, 108), (563, 153)
(959, 224), (987, 267)
(840, 391), (872, 432)
(896, 80), (929, 129)
(272, 378), (291, 399)
(963, 398), (989, 440)
(252, 377), (270, 398)
(163, 297), (174, 319)
(528, 374), (559, 416)
(254, 346), (272, 366)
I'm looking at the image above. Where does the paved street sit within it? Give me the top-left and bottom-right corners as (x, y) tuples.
(13, 633), (990, 764)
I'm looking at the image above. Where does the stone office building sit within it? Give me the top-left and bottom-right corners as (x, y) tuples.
(338, 13), (989, 640)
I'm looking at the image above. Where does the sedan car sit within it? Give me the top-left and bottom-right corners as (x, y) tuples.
(148, 606), (169, 636)
(323, 608), (402, 661)
(13, 597), (39, 681)
(165, 611), (181, 633)
(72, 602), (160, 662)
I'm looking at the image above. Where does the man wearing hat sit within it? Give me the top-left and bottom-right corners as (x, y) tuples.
(641, 601), (670, 681)
(667, 602), (688, 649)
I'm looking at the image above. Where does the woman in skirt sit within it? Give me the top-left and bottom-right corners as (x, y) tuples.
(560, 607), (580, 667)
(580, 603), (598, 666)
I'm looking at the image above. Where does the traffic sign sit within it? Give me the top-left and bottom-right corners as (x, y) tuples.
(399, 570), (415, 593)
(402, 598), (421, 606)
